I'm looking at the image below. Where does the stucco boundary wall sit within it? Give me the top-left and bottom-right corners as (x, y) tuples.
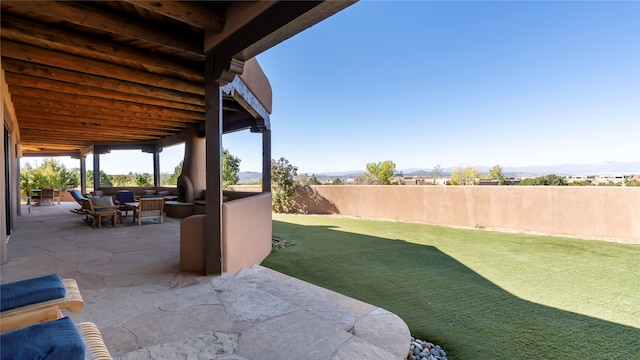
(267, 185), (640, 243)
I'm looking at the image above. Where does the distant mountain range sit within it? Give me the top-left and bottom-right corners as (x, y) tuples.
(238, 161), (640, 183)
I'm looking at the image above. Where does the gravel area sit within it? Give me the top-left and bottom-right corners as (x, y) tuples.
(407, 336), (448, 360)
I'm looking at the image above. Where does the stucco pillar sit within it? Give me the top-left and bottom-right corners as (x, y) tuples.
(179, 127), (206, 202)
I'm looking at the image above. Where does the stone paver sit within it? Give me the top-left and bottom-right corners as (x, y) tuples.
(1, 202), (410, 359)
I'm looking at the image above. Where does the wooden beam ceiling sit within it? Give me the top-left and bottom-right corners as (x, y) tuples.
(1, 0), (356, 156)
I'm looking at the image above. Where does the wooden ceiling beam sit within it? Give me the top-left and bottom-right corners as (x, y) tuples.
(204, 1), (277, 54)
(6, 78), (204, 113)
(15, 110), (184, 131)
(1, 1), (204, 58)
(21, 147), (85, 154)
(18, 124), (167, 139)
(2, 59), (204, 106)
(1, 40), (203, 95)
(11, 96), (201, 124)
(124, 1), (225, 32)
(9, 91), (203, 121)
(0, 15), (203, 82)
(23, 116), (179, 136)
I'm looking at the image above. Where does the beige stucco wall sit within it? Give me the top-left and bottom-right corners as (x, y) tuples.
(292, 185), (640, 242)
(179, 192), (273, 275)
(222, 192), (272, 275)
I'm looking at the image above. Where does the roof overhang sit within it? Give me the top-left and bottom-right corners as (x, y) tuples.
(0, 1), (356, 157)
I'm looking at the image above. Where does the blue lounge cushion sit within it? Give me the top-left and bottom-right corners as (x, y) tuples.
(1, 274), (66, 312)
(116, 191), (135, 204)
(69, 189), (82, 200)
(0, 317), (85, 360)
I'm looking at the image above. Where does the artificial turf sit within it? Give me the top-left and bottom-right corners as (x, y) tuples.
(263, 214), (640, 359)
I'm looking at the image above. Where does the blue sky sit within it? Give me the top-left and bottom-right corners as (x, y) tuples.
(26, 1), (640, 175)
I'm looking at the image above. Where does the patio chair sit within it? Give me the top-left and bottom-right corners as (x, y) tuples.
(1, 317), (113, 360)
(52, 189), (61, 205)
(68, 189), (86, 213)
(115, 190), (136, 216)
(0, 274), (84, 333)
(83, 197), (119, 229)
(40, 188), (54, 206)
(134, 197), (165, 225)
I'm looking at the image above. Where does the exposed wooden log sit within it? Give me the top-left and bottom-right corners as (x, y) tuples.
(0, 15), (203, 82)
(204, 1), (276, 54)
(124, 1), (225, 32)
(233, 1), (354, 61)
(18, 126), (164, 140)
(14, 109), (184, 131)
(14, 96), (199, 129)
(9, 91), (203, 121)
(22, 146), (88, 154)
(2, 59), (204, 106)
(1, 41), (203, 95)
(2, 1), (204, 58)
(18, 119), (174, 137)
(205, 1), (325, 60)
(5, 76), (204, 112)
(18, 115), (177, 132)
(11, 96), (201, 124)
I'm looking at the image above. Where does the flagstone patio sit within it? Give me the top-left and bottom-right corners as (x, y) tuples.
(1, 202), (410, 359)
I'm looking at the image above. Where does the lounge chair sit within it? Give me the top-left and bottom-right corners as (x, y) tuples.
(134, 196), (165, 225)
(83, 197), (119, 228)
(115, 190), (136, 217)
(0, 274), (84, 333)
(1, 317), (113, 360)
(68, 189), (87, 214)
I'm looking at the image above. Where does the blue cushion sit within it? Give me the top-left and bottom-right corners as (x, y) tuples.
(141, 195), (162, 198)
(0, 274), (66, 312)
(0, 317), (85, 360)
(69, 189), (82, 200)
(116, 191), (136, 203)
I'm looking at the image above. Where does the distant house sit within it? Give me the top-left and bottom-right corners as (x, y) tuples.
(478, 178), (520, 186)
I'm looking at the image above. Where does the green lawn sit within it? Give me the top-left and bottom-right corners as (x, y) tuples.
(263, 214), (640, 360)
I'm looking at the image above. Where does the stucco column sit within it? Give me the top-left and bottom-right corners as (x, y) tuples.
(180, 127), (206, 202)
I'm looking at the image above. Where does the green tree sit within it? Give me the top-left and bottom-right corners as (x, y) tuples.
(308, 174), (321, 185)
(519, 174), (568, 186)
(544, 174), (568, 186)
(487, 165), (506, 185)
(364, 160), (397, 185)
(20, 158), (79, 195)
(111, 174), (131, 186)
(167, 160), (183, 186)
(331, 178), (343, 185)
(625, 179), (640, 187)
(86, 170), (113, 188)
(450, 166), (482, 185)
(222, 148), (241, 189)
(132, 173), (152, 186)
(271, 157), (298, 213)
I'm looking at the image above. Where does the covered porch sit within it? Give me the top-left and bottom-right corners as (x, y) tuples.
(1, 202), (410, 359)
(1, 0), (355, 274)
